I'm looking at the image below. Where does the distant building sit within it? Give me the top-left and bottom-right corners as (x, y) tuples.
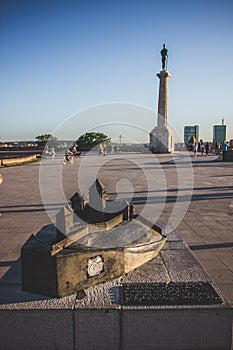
(184, 125), (199, 147)
(213, 119), (226, 145)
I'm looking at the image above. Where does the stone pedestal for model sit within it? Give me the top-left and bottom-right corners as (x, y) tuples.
(1, 227), (232, 349)
(21, 180), (166, 297)
(150, 70), (174, 153)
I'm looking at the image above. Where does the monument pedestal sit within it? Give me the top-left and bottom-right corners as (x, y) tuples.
(150, 126), (174, 153)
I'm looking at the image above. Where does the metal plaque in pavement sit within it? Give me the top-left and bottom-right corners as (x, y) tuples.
(121, 282), (222, 306)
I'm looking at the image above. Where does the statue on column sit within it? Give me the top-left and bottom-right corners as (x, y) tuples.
(160, 43), (168, 71)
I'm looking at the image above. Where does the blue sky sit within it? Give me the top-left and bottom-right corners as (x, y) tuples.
(1, 0), (233, 142)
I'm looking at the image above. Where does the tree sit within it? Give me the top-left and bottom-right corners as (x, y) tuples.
(76, 132), (111, 151)
(36, 134), (58, 148)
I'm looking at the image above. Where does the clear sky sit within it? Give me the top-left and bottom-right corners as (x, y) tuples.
(1, 0), (233, 143)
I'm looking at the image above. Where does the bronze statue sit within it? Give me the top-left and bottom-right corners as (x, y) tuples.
(160, 43), (168, 70)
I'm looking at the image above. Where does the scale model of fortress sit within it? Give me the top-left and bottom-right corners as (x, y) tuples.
(21, 179), (167, 297)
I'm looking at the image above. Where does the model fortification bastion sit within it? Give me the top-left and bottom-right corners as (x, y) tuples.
(21, 179), (167, 297)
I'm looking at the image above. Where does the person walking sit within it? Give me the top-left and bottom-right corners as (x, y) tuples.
(200, 142), (205, 156)
(222, 141), (228, 152)
(193, 142), (197, 157)
(50, 147), (55, 159)
(206, 142), (209, 156)
(103, 143), (106, 156)
(99, 143), (104, 156)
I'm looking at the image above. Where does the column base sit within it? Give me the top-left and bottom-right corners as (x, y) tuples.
(150, 127), (174, 153)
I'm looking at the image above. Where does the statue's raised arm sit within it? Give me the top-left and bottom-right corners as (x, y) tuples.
(160, 43), (168, 71)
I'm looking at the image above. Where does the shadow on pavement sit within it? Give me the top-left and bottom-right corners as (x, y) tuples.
(0, 258), (51, 304)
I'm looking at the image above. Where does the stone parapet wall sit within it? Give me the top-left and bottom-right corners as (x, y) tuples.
(0, 150), (43, 159)
(1, 154), (39, 166)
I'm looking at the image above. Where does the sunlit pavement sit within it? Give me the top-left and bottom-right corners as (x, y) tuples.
(0, 151), (232, 307)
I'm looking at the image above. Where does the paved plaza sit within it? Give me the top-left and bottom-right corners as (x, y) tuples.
(0, 151), (233, 344)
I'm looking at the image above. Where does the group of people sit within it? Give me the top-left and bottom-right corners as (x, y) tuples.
(44, 145), (56, 159)
(44, 143), (82, 163)
(98, 143), (118, 155)
(190, 140), (210, 157)
(215, 140), (228, 154)
(191, 139), (229, 157)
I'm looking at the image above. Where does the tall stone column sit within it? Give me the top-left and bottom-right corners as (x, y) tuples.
(157, 71), (171, 128)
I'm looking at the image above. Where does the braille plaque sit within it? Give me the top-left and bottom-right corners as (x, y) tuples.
(121, 282), (222, 306)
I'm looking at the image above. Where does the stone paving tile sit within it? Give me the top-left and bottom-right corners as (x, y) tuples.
(178, 229), (205, 245)
(208, 222), (230, 230)
(0, 252), (20, 261)
(213, 229), (233, 242)
(0, 254), (6, 261)
(222, 259), (233, 272)
(191, 249), (219, 261)
(203, 269), (233, 284)
(198, 258), (229, 271)
(0, 253), (21, 278)
(218, 284), (233, 304)
(0, 266), (11, 279)
(184, 220), (205, 228)
(176, 222), (191, 230)
(212, 247), (233, 260)
(196, 229), (225, 244)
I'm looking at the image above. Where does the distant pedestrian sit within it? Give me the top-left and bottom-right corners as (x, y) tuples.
(193, 143), (197, 157)
(99, 143), (104, 156)
(50, 147), (55, 159)
(215, 141), (221, 154)
(103, 143), (106, 156)
(70, 144), (77, 153)
(200, 143), (205, 156)
(44, 144), (49, 153)
(205, 142), (209, 156)
(222, 141), (228, 152)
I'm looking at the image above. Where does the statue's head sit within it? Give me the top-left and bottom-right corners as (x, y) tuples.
(163, 43), (166, 48)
